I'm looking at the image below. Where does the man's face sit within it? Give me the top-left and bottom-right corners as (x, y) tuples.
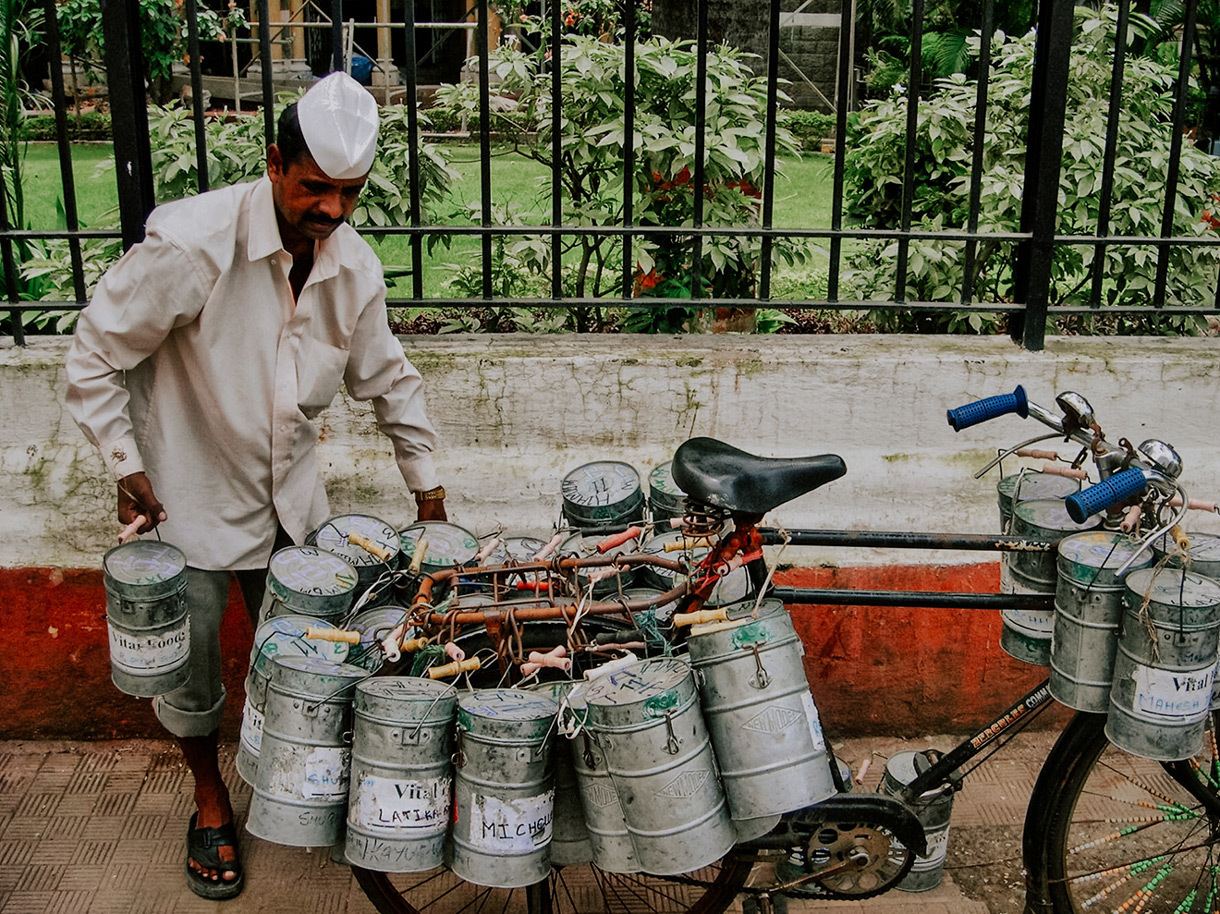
(267, 145), (367, 244)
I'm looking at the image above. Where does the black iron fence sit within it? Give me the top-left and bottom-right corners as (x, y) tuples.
(4, 0), (1220, 349)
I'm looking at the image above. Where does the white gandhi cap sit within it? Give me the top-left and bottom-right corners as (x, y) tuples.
(296, 71), (379, 180)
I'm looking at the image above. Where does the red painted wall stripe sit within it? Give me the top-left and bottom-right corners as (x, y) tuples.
(1, 564), (1067, 740)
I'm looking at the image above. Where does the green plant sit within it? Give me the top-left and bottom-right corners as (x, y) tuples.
(18, 112), (112, 140)
(843, 4), (1220, 332)
(440, 36), (812, 331)
(778, 109), (836, 150)
(56, 0), (247, 103)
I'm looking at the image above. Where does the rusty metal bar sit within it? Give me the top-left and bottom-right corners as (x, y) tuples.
(760, 528), (1056, 552)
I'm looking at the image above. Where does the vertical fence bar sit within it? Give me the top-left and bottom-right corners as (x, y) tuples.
(689, 0), (709, 301)
(102, 0), (155, 248)
(893, 0), (924, 304)
(185, 0), (209, 193)
(827, 0), (854, 302)
(0, 168), (20, 344)
(551, 0), (563, 300)
(403, 0), (424, 299)
(259, 0), (276, 143)
(959, 0), (994, 306)
(332, 0), (345, 72)
(1088, 0), (1130, 309)
(477, 0), (493, 299)
(1153, 0), (1197, 308)
(757, 0), (781, 302)
(41, 0), (86, 303)
(619, 0), (636, 302)
(1012, 0), (1074, 351)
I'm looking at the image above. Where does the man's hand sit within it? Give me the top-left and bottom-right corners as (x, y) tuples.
(118, 472), (167, 536)
(416, 498), (447, 522)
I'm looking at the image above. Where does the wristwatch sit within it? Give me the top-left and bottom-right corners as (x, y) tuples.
(414, 485), (446, 503)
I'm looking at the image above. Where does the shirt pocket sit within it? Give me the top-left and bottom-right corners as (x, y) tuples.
(296, 337), (349, 420)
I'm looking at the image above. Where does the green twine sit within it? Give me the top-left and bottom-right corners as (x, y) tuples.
(409, 644), (448, 678)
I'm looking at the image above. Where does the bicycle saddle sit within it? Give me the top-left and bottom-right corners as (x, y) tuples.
(671, 437), (847, 515)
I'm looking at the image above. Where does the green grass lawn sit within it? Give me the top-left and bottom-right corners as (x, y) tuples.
(18, 140), (837, 302)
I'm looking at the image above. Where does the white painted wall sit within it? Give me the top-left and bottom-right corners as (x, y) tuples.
(6, 334), (1220, 569)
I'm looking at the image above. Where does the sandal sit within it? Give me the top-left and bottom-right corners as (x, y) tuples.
(185, 811), (245, 900)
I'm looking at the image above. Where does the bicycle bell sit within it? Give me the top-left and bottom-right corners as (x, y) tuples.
(1054, 391), (1095, 432)
(1137, 439), (1182, 479)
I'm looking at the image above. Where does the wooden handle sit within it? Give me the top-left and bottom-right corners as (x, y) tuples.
(475, 537), (500, 563)
(408, 537), (429, 575)
(117, 515), (146, 544)
(664, 537), (715, 552)
(1119, 504), (1142, 534)
(673, 608), (728, 628)
(348, 531), (393, 561)
(399, 636), (430, 653)
(533, 532), (564, 562)
(304, 626), (361, 644)
(427, 657), (481, 679)
(1171, 524), (1192, 553)
(1015, 448), (1059, 460)
(1041, 463), (1089, 479)
(597, 527), (643, 553)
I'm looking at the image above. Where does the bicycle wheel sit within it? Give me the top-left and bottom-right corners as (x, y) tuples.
(353, 854), (754, 914)
(1026, 710), (1220, 914)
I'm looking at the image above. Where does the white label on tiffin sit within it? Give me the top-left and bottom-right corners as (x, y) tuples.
(912, 827), (950, 871)
(1131, 664), (1215, 721)
(470, 791), (555, 852)
(801, 691), (826, 753)
(352, 775), (450, 833)
(301, 747), (350, 799)
(108, 617), (190, 673)
(239, 700), (264, 753)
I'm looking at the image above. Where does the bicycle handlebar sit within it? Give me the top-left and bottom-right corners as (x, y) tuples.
(946, 386), (1029, 431)
(1064, 467), (1149, 523)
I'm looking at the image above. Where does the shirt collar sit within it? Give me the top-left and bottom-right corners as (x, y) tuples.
(246, 175), (343, 285)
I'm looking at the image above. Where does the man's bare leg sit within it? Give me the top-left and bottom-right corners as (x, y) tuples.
(178, 730), (238, 883)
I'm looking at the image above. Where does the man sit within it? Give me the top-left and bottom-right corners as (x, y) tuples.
(65, 71), (446, 901)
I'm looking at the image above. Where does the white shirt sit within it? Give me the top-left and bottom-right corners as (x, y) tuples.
(65, 177), (439, 570)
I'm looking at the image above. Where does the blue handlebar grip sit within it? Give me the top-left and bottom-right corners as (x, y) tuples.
(946, 386), (1029, 432)
(1064, 468), (1149, 524)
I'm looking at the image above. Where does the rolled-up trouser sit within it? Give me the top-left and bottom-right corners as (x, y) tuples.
(153, 528), (290, 738)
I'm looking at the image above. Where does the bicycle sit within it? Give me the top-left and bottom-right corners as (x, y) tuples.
(335, 385), (1220, 914)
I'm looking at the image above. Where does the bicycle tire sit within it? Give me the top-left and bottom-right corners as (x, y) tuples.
(1025, 710), (1220, 914)
(352, 854), (754, 914)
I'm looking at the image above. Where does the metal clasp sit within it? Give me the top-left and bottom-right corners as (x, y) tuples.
(749, 645), (771, 689)
(663, 710), (681, 755)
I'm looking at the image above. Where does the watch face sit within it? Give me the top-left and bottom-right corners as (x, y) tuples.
(562, 461), (641, 508)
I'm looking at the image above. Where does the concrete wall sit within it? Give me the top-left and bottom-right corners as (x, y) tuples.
(7, 334), (1220, 570)
(5, 334), (1219, 739)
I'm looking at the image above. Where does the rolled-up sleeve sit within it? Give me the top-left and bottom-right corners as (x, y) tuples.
(65, 226), (209, 480)
(342, 287), (440, 493)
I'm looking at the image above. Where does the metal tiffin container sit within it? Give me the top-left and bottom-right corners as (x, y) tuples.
(246, 656), (367, 847)
(525, 680), (594, 866)
(686, 599), (836, 823)
(1106, 567), (1220, 761)
(878, 751), (955, 893)
(563, 683), (642, 873)
(448, 689), (560, 888)
(103, 540), (191, 697)
(647, 461), (687, 523)
(344, 605), (411, 672)
(398, 520), (480, 602)
(1153, 531), (1220, 709)
(584, 657), (737, 875)
(558, 529), (641, 597)
(996, 469), (1081, 533)
(1001, 498), (1101, 666)
(262, 545), (359, 623)
(560, 460), (646, 531)
(307, 514), (402, 608)
(238, 614), (351, 786)
(345, 677), (458, 872)
(1049, 532), (1154, 712)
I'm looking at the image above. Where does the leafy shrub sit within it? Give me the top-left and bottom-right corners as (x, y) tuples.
(437, 36), (812, 330)
(778, 109), (836, 150)
(842, 4), (1220, 333)
(18, 113), (113, 141)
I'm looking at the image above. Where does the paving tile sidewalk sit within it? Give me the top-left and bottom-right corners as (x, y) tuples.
(0, 732), (1054, 914)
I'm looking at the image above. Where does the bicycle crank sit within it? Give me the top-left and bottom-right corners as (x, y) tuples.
(742, 794), (927, 900)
